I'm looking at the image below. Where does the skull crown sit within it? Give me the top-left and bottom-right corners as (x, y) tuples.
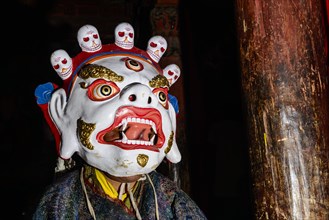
(50, 22), (181, 93)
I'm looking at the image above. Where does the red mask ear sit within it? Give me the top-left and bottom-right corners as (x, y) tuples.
(35, 82), (61, 155)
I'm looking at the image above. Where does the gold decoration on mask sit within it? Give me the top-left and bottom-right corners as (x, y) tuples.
(77, 118), (96, 150)
(137, 154), (149, 167)
(164, 131), (174, 154)
(78, 64), (124, 82)
(149, 75), (169, 88)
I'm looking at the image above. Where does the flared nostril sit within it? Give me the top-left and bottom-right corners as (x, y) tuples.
(129, 94), (137, 101)
(122, 84), (155, 105)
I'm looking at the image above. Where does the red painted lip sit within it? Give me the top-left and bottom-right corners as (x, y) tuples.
(96, 106), (164, 151)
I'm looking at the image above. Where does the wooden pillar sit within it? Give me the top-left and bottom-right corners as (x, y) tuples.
(235, 0), (329, 219)
(150, 0), (191, 194)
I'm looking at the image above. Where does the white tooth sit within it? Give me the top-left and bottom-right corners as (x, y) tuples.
(122, 120), (128, 131)
(131, 140), (136, 145)
(145, 119), (150, 125)
(127, 117), (132, 122)
(141, 118), (145, 124)
(140, 141), (145, 145)
(150, 136), (155, 144)
(122, 139), (127, 144)
(122, 118), (127, 130)
(122, 132), (128, 141)
(136, 118), (141, 123)
(136, 140), (141, 145)
(151, 123), (156, 134)
(132, 118), (136, 122)
(127, 140), (132, 144)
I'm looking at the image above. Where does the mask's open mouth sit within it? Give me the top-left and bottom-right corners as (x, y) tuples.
(97, 106), (164, 151)
(103, 118), (158, 145)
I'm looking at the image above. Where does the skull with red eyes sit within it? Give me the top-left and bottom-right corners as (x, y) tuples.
(77, 24), (102, 52)
(115, 22), (134, 50)
(147, 36), (167, 63)
(50, 49), (73, 80)
(163, 64), (181, 86)
(36, 22), (181, 178)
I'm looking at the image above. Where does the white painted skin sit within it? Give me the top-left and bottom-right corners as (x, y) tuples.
(49, 54), (181, 177)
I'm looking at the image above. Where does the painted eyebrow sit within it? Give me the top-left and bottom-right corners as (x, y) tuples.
(78, 64), (124, 82)
(149, 75), (169, 89)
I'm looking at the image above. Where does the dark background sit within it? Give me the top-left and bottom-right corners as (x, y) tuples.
(1, 0), (253, 219)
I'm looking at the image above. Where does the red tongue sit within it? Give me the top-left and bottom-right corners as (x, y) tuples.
(125, 122), (152, 141)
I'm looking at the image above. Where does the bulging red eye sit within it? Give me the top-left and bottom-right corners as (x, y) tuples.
(161, 47), (165, 52)
(129, 33), (133, 38)
(150, 42), (157, 47)
(83, 37), (89, 42)
(87, 79), (120, 101)
(53, 64), (60, 70)
(93, 34), (98, 39)
(62, 59), (67, 64)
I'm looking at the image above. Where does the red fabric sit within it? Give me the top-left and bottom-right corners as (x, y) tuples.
(37, 84), (61, 156)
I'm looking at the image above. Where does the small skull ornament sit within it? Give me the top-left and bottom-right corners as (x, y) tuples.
(115, 22), (134, 50)
(50, 49), (73, 80)
(77, 24), (102, 52)
(147, 36), (167, 63)
(163, 64), (181, 86)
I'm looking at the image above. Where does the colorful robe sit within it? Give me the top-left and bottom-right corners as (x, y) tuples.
(33, 167), (207, 219)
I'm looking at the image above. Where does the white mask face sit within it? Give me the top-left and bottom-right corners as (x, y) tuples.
(36, 22), (182, 178)
(49, 54), (181, 177)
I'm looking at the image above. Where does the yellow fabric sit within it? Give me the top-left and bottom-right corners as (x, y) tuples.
(95, 169), (127, 201)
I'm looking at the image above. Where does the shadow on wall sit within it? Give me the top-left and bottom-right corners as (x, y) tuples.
(179, 1), (253, 219)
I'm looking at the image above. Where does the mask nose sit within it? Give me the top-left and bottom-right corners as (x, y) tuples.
(120, 83), (156, 107)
